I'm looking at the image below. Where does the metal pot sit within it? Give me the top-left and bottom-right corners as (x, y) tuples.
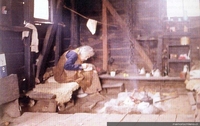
(141, 96), (153, 104)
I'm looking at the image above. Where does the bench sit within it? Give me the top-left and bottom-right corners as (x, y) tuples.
(26, 77), (79, 112)
(102, 82), (124, 93)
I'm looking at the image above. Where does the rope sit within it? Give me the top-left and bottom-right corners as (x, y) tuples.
(63, 5), (116, 27)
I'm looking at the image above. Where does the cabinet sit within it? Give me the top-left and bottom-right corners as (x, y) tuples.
(167, 44), (191, 76)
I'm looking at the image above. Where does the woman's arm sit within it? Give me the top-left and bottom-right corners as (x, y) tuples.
(64, 51), (83, 70)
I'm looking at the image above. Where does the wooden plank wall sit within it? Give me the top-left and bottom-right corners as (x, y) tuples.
(0, 0), (35, 92)
(78, 0), (200, 74)
(79, 0), (155, 72)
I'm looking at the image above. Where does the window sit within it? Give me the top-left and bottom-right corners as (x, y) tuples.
(167, 0), (200, 18)
(34, 0), (49, 20)
(33, 0), (54, 23)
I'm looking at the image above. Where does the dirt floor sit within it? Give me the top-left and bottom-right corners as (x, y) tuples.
(58, 84), (194, 115)
(19, 81), (194, 115)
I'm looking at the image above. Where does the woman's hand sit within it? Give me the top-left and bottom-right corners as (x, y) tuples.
(82, 63), (93, 71)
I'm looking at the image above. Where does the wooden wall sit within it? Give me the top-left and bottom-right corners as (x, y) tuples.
(77, 0), (200, 74)
(0, 0), (200, 92)
(0, 0), (33, 92)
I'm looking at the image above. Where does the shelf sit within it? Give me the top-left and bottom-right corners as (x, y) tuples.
(136, 36), (157, 41)
(167, 42), (191, 75)
(99, 74), (185, 81)
(163, 32), (190, 38)
(168, 44), (190, 47)
(0, 25), (30, 32)
(168, 59), (191, 63)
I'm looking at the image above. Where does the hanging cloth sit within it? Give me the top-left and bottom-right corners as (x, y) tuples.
(86, 19), (97, 35)
(22, 23), (39, 53)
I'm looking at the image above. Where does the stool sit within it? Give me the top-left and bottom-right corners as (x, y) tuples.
(102, 82), (124, 93)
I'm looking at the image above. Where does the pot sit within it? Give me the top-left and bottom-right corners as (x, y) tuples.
(151, 69), (161, 77)
(139, 67), (145, 75)
(141, 96), (153, 104)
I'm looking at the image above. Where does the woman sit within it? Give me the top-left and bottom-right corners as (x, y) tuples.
(53, 45), (102, 96)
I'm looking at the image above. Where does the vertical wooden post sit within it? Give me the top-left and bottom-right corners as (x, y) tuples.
(54, 0), (63, 65)
(23, 0), (35, 91)
(23, 0), (34, 24)
(102, 0), (108, 71)
(24, 32), (35, 90)
(157, 37), (163, 71)
(55, 25), (62, 65)
(70, 0), (79, 48)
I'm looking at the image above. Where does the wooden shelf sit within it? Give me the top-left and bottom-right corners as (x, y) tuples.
(163, 33), (191, 39)
(99, 74), (185, 81)
(136, 36), (157, 41)
(0, 25), (30, 32)
(168, 59), (191, 63)
(168, 44), (190, 47)
(167, 44), (191, 75)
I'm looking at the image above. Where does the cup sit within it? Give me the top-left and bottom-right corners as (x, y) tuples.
(82, 63), (87, 69)
(146, 73), (150, 77)
(110, 71), (116, 77)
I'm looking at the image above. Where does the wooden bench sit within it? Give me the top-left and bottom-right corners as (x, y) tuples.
(102, 82), (124, 93)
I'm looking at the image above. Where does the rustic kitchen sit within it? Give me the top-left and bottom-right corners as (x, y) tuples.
(0, 0), (200, 125)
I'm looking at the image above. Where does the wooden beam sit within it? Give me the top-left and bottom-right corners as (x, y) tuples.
(35, 24), (57, 83)
(102, 0), (108, 71)
(104, 0), (126, 28)
(104, 0), (153, 70)
(0, 25), (30, 32)
(24, 32), (35, 90)
(54, 0), (63, 65)
(55, 25), (62, 65)
(70, 0), (79, 48)
(156, 37), (163, 70)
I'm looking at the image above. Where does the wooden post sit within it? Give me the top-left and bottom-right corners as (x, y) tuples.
(157, 37), (163, 71)
(23, 0), (34, 24)
(102, 0), (108, 71)
(55, 25), (62, 65)
(24, 31), (35, 90)
(54, 0), (63, 65)
(70, 0), (79, 48)
(23, 0), (35, 90)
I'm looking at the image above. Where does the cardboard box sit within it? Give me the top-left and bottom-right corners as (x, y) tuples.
(0, 53), (7, 78)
